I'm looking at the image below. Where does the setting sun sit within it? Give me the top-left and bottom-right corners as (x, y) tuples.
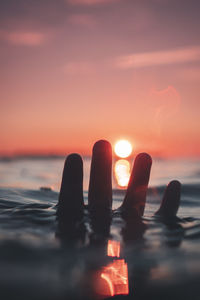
(114, 140), (132, 158)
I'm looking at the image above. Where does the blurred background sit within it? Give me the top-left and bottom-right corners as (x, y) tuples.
(1, 0), (200, 158)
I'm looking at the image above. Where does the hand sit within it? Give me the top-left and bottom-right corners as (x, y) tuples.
(55, 139), (183, 299)
(56, 140), (181, 240)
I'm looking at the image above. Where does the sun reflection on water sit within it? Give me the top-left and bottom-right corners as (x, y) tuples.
(96, 240), (129, 298)
(107, 240), (120, 257)
(114, 159), (131, 188)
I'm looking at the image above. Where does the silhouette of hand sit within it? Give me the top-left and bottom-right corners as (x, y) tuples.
(56, 140), (181, 239)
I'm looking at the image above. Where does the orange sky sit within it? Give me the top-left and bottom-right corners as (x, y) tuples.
(1, 0), (200, 157)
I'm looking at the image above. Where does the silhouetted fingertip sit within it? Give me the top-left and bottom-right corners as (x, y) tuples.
(127, 153), (152, 186)
(155, 180), (181, 218)
(121, 152), (152, 218)
(66, 153), (83, 165)
(57, 153), (84, 220)
(92, 140), (112, 154)
(131, 153), (152, 177)
(168, 180), (181, 190)
(135, 152), (152, 165)
(165, 180), (181, 202)
(164, 180), (181, 202)
(88, 139), (112, 212)
(64, 154), (83, 171)
(60, 154), (83, 190)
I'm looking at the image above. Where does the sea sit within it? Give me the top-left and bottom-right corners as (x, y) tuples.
(0, 156), (200, 300)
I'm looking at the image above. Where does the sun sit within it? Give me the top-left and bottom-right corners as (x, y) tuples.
(114, 140), (132, 158)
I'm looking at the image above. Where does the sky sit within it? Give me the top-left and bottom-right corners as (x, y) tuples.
(1, 0), (200, 157)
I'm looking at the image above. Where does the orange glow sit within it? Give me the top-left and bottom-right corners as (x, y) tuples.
(114, 159), (131, 188)
(1, 2), (200, 158)
(107, 240), (120, 257)
(100, 273), (115, 297)
(114, 140), (133, 158)
(96, 240), (129, 297)
(100, 259), (129, 297)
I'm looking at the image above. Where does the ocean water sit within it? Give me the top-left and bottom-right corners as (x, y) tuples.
(0, 156), (200, 300)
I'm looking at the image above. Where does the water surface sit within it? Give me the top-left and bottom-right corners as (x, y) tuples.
(0, 156), (200, 299)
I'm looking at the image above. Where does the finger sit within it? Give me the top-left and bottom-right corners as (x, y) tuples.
(88, 140), (112, 213)
(89, 213), (111, 243)
(57, 153), (84, 221)
(121, 153), (152, 217)
(155, 180), (181, 218)
(122, 218), (147, 243)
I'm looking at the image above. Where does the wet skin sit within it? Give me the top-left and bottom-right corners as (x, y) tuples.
(56, 139), (183, 299)
(57, 139), (181, 237)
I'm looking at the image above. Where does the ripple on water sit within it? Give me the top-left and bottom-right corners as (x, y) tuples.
(0, 187), (200, 300)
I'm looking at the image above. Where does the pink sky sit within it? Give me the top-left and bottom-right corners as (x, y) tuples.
(1, 0), (200, 157)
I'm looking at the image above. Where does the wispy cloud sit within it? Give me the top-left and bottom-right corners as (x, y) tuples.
(0, 30), (46, 46)
(115, 46), (200, 69)
(68, 0), (117, 5)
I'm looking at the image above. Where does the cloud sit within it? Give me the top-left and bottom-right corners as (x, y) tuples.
(68, 0), (116, 5)
(0, 30), (46, 46)
(115, 46), (200, 69)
